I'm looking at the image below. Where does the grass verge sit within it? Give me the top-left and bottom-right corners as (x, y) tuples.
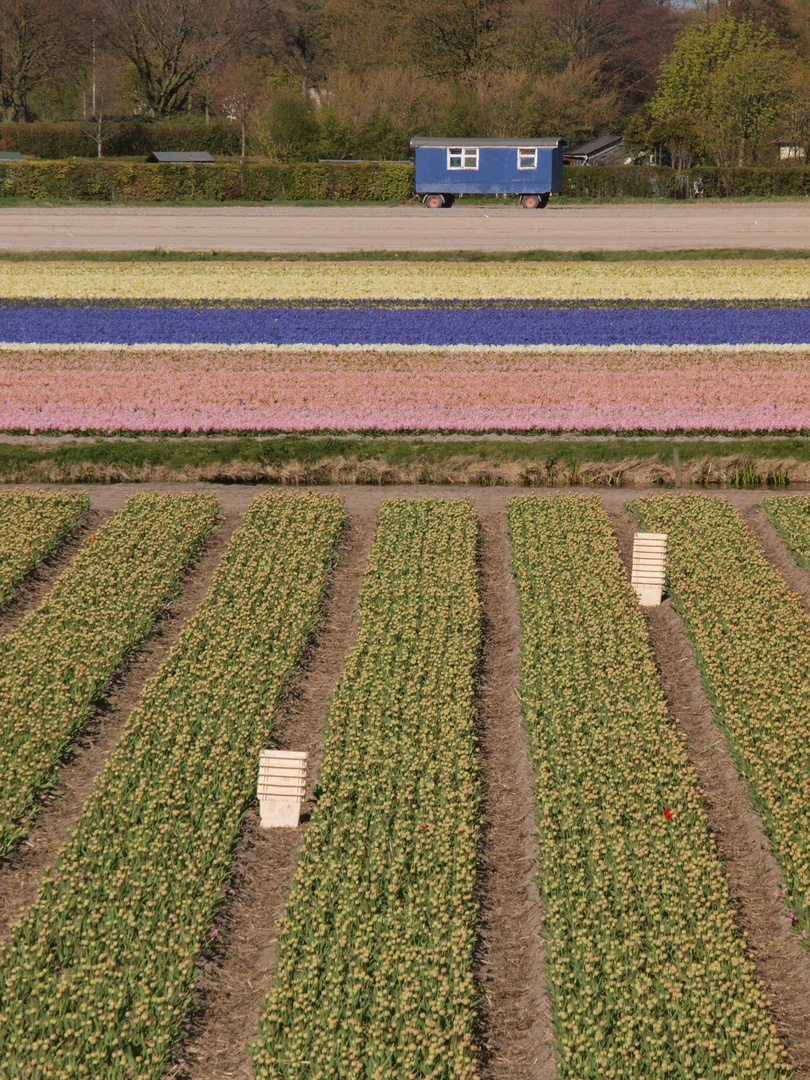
(1, 247), (810, 263)
(1, 435), (810, 487)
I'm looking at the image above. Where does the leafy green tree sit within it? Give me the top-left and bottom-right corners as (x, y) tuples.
(707, 42), (790, 164)
(622, 112), (652, 158)
(783, 62), (810, 159)
(648, 111), (705, 170)
(652, 16), (793, 165)
(253, 90), (320, 161)
(652, 15), (776, 119)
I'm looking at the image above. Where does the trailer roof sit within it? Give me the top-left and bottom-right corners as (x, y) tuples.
(410, 137), (567, 149)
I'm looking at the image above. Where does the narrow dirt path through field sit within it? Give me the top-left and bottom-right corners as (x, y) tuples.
(610, 505), (810, 1080)
(740, 502), (810, 610)
(474, 510), (557, 1080)
(166, 510), (375, 1080)
(0, 511), (241, 943)
(0, 506), (109, 638)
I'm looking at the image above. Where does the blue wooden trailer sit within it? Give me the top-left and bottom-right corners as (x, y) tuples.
(410, 137), (567, 208)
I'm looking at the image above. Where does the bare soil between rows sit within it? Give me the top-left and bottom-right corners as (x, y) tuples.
(474, 512), (556, 1080)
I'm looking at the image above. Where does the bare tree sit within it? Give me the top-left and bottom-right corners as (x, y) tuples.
(0, 0), (78, 121)
(265, 0), (327, 91)
(98, 0), (266, 116)
(214, 55), (269, 156)
(81, 53), (127, 156)
(542, 0), (682, 106)
(400, 0), (503, 77)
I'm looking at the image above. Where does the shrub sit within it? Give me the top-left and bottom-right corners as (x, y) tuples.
(1, 157), (807, 202)
(0, 121), (242, 159)
(0, 159), (415, 202)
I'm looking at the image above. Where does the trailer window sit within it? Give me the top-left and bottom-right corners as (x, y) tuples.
(518, 148), (537, 169)
(448, 147), (478, 169)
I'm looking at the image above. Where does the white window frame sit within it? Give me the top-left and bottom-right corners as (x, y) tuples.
(447, 147), (479, 170)
(518, 148), (537, 170)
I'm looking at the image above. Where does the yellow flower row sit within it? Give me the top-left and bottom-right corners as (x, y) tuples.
(0, 492), (345, 1078)
(0, 492), (219, 857)
(0, 489), (88, 608)
(0, 260), (807, 299)
(253, 498), (481, 1080)
(509, 494), (790, 1079)
(634, 493), (810, 942)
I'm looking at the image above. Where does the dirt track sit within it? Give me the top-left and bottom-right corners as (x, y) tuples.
(1, 202), (809, 252)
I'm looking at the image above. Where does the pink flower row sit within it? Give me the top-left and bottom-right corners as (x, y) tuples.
(2, 348), (810, 433)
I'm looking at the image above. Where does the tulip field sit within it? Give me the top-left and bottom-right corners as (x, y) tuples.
(508, 494), (790, 1079)
(765, 495), (810, 576)
(0, 492), (219, 857)
(0, 492), (343, 1078)
(4, 248), (810, 1077)
(633, 494), (810, 942)
(252, 498), (481, 1080)
(4, 486), (810, 1077)
(0, 488), (88, 607)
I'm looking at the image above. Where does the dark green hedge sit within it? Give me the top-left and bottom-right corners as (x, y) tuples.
(1, 158), (808, 202)
(0, 160), (415, 201)
(562, 165), (679, 198)
(561, 165), (810, 198)
(684, 167), (810, 197)
(0, 121), (243, 159)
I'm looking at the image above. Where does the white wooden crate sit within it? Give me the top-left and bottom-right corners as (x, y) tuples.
(631, 532), (667, 607)
(258, 749), (308, 828)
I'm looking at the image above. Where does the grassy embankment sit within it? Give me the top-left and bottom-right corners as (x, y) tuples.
(1, 435), (809, 487)
(1, 247), (810, 263)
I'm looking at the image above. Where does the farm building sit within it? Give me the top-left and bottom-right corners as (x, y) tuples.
(564, 135), (627, 165)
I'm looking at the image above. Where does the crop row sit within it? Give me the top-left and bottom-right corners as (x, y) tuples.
(763, 496), (810, 576)
(1, 304), (807, 347)
(3, 347), (809, 436)
(0, 492), (344, 1078)
(252, 498), (481, 1080)
(0, 489), (89, 607)
(634, 493), (810, 941)
(0, 261), (805, 300)
(7, 299), (806, 310)
(508, 494), (789, 1079)
(0, 491), (219, 857)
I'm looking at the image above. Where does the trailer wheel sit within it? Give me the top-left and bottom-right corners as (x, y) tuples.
(424, 193), (448, 208)
(521, 193), (543, 209)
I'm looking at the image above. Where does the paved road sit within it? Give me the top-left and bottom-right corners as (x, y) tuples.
(0, 203), (808, 252)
